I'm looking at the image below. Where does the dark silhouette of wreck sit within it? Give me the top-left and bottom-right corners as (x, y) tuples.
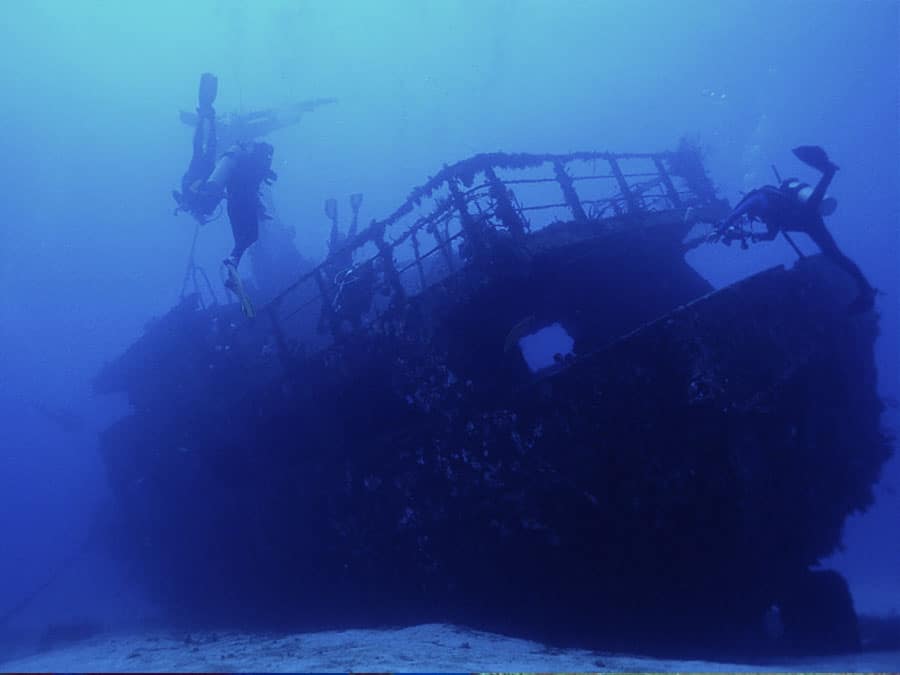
(94, 141), (891, 659)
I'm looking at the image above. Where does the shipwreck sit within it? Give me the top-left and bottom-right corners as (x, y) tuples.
(94, 141), (891, 658)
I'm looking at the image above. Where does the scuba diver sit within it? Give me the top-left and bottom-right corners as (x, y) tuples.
(173, 73), (278, 317)
(715, 145), (876, 313)
(173, 72), (219, 217)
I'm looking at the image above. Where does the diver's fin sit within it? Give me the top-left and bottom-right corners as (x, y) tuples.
(224, 262), (255, 319)
(792, 145), (836, 172)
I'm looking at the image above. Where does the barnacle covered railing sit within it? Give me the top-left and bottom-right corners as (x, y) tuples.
(258, 146), (720, 364)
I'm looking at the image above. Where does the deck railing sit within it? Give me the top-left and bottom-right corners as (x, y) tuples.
(245, 148), (718, 367)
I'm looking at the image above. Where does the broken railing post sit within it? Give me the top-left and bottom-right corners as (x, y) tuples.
(553, 161), (587, 223)
(314, 268), (340, 338)
(374, 224), (406, 313)
(654, 156), (683, 209)
(410, 231), (428, 291)
(429, 219), (455, 273)
(449, 179), (486, 259)
(608, 157), (638, 214)
(485, 166), (526, 239)
(266, 302), (293, 372)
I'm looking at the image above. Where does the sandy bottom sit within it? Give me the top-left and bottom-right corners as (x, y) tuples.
(2, 623), (898, 672)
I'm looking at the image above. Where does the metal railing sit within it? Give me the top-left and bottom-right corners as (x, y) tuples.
(250, 149), (716, 368)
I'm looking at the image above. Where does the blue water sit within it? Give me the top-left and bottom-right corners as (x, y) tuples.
(0, 0), (897, 653)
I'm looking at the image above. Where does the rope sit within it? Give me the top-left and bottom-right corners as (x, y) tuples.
(331, 264), (363, 313)
(180, 223), (219, 307)
(179, 224), (202, 300)
(781, 231), (806, 259)
(0, 524), (100, 628)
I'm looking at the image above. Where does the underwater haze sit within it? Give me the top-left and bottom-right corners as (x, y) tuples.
(0, 0), (898, 661)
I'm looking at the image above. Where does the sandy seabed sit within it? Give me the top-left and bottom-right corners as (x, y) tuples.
(1, 623), (898, 672)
